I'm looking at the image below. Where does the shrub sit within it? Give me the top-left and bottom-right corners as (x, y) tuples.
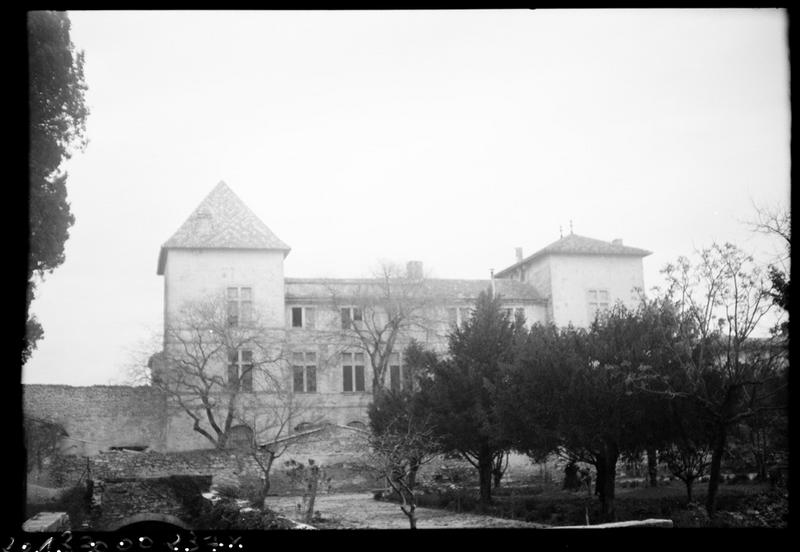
(162, 475), (209, 519)
(195, 497), (293, 530)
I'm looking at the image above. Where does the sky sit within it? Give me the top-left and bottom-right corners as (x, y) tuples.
(24, 9), (790, 386)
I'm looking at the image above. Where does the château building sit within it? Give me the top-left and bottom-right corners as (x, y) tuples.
(150, 181), (651, 451)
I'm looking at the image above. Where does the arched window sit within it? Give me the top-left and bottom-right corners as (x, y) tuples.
(227, 425), (254, 450)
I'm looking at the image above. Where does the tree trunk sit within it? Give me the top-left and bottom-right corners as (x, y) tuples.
(755, 428), (768, 481)
(408, 461), (419, 492)
(492, 451), (507, 488)
(685, 478), (693, 503)
(478, 447), (493, 506)
(305, 464), (319, 523)
(594, 456), (605, 497)
(598, 443), (619, 522)
(705, 426), (727, 516)
(406, 503), (417, 529)
(492, 468), (503, 488)
(563, 463), (581, 491)
(647, 447), (658, 487)
(255, 452), (275, 506)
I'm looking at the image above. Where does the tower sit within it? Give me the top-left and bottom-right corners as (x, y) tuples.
(156, 181), (291, 333)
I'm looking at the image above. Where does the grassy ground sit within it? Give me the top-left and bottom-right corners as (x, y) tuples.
(400, 478), (788, 527)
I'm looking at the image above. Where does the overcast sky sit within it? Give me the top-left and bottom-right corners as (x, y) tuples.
(24, 9), (790, 386)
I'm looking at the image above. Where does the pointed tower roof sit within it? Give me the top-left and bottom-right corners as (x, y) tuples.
(157, 181), (290, 274)
(495, 234), (651, 278)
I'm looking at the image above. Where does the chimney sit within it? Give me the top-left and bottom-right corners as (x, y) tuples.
(612, 238), (623, 246)
(406, 260), (423, 280)
(515, 247), (523, 263)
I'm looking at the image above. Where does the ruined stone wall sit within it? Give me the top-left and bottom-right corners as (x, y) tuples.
(46, 425), (376, 494)
(92, 478), (194, 531)
(23, 385), (168, 455)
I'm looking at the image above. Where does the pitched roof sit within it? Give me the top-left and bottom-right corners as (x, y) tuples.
(157, 181), (290, 274)
(285, 278), (544, 302)
(495, 233), (652, 278)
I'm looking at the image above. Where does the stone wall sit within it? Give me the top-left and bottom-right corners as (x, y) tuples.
(92, 477), (203, 531)
(23, 385), (168, 455)
(45, 425), (376, 494)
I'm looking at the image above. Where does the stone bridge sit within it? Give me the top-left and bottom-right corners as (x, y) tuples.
(90, 475), (211, 531)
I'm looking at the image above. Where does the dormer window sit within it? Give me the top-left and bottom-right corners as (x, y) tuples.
(227, 287), (252, 326)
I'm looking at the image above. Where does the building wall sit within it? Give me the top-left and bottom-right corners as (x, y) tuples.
(163, 391), (372, 452)
(523, 258), (552, 301)
(547, 255), (645, 328)
(164, 249), (286, 329)
(23, 385), (168, 455)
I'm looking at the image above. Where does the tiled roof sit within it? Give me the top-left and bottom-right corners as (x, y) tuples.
(495, 233), (651, 278)
(285, 278), (544, 302)
(157, 182), (290, 274)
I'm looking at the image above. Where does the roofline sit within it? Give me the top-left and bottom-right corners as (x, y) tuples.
(286, 276), (543, 286)
(284, 295), (546, 304)
(495, 247), (652, 278)
(285, 277), (547, 303)
(157, 245), (291, 275)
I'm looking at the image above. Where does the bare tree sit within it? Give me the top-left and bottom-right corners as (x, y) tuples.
(285, 458), (332, 523)
(231, 383), (324, 504)
(748, 203), (790, 339)
(748, 202), (790, 259)
(368, 413), (439, 529)
(151, 293), (291, 449)
(327, 261), (440, 394)
(144, 293), (331, 502)
(657, 242), (787, 514)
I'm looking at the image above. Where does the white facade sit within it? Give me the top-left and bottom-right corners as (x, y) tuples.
(163, 248), (286, 330)
(154, 182), (651, 450)
(535, 254), (645, 328)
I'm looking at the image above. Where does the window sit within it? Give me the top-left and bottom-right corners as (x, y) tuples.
(290, 307), (316, 329)
(292, 352), (317, 393)
(447, 307), (458, 326)
(447, 307), (471, 327)
(389, 352), (401, 392)
(227, 349), (253, 391)
(503, 307), (526, 320)
(341, 307), (363, 329)
(389, 352), (412, 392)
(227, 287), (252, 327)
(342, 352), (365, 392)
(587, 289), (611, 318)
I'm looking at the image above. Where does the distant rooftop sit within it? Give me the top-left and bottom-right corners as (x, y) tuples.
(495, 233), (652, 278)
(157, 181), (290, 274)
(285, 277), (544, 302)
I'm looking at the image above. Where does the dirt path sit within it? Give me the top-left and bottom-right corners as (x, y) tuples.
(264, 492), (545, 529)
